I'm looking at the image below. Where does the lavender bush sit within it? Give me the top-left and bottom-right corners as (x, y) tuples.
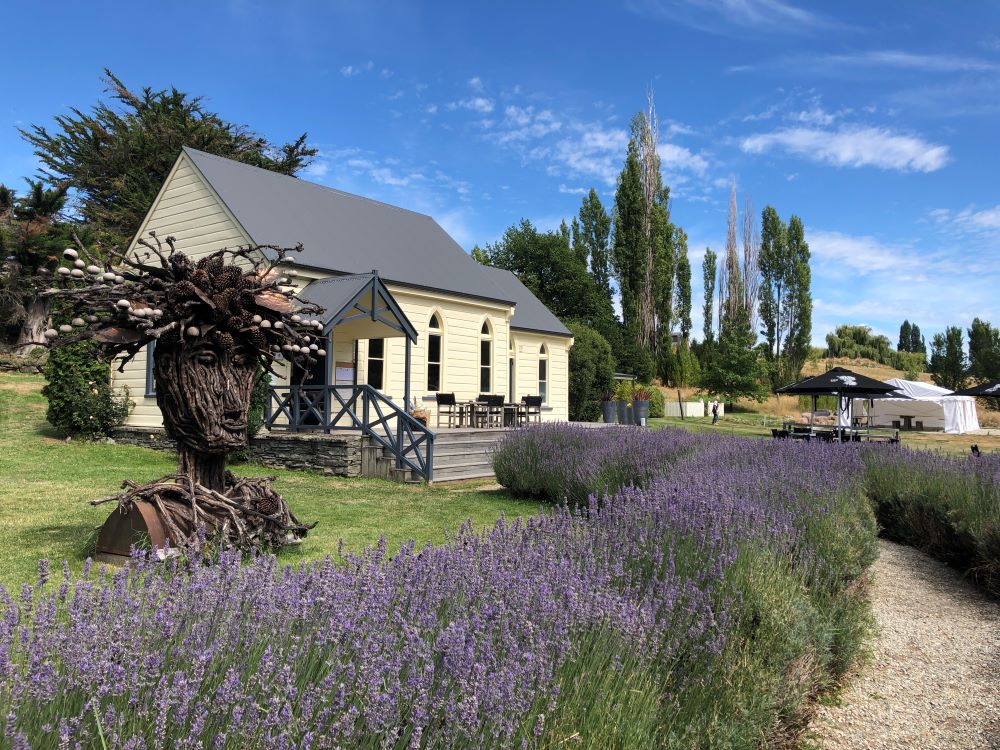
(1, 431), (879, 748)
(863, 446), (1000, 595)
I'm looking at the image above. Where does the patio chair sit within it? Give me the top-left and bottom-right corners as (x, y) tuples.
(521, 396), (543, 425)
(435, 392), (461, 428)
(485, 394), (505, 428)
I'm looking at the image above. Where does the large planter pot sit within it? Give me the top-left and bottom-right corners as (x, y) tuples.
(617, 401), (631, 425)
(602, 401), (617, 424)
(633, 400), (650, 426)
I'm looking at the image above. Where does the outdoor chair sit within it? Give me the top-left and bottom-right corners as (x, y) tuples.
(521, 396), (543, 425)
(435, 392), (461, 428)
(485, 395), (505, 428)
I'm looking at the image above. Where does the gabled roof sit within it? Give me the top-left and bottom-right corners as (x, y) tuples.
(478, 266), (572, 337)
(181, 147), (513, 306)
(299, 273), (418, 342)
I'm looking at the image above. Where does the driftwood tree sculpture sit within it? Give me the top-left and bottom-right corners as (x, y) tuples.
(39, 233), (324, 553)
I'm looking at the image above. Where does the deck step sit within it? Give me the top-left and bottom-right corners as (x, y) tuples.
(431, 466), (496, 483)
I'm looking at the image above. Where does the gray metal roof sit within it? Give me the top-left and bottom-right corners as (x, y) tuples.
(478, 266), (572, 337)
(182, 147), (513, 306)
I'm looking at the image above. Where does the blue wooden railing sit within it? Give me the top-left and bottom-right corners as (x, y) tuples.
(264, 385), (435, 482)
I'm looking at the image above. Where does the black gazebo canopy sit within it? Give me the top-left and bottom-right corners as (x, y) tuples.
(775, 367), (898, 397)
(950, 380), (1000, 397)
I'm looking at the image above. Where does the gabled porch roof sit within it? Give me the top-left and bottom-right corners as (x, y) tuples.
(300, 272), (418, 343)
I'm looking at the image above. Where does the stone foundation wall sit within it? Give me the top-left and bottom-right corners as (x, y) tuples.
(113, 427), (362, 477)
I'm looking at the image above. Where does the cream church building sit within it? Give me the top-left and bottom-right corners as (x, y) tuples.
(113, 148), (572, 437)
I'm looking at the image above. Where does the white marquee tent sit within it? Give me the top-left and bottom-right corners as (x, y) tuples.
(843, 378), (980, 434)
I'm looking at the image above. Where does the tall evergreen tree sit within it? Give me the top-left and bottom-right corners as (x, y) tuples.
(968, 318), (1000, 383)
(20, 70), (316, 246)
(578, 189), (612, 302)
(699, 305), (769, 403)
(929, 326), (968, 391)
(758, 205), (789, 359)
(674, 229), (692, 340)
(910, 324), (925, 355)
(569, 217), (586, 269)
(898, 320), (913, 352)
(702, 248), (717, 344)
(611, 138), (644, 335)
(782, 215), (812, 378)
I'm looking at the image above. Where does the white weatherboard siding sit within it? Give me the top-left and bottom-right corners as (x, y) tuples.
(112, 152), (573, 427)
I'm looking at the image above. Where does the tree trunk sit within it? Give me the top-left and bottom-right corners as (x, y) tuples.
(178, 447), (227, 494)
(14, 297), (49, 354)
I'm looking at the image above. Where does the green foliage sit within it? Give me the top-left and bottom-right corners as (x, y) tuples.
(248, 368), (271, 439)
(701, 248), (717, 344)
(567, 322), (614, 422)
(674, 230), (692, 339)
(929, 326), (968, 391)
(823, 324), (923, 372)
(20, 70), (316, 246)
(577, 189), (613, 301)
(618, 332), (656, 382)
(612, 138), (645, 330)
(613, 379), (634, 402)
(863, 452), (1000, 596)
(479, 219), (614, 331)
(758, 207), (811, 384)
(41, 340), (130, 438)
(968, 318), (1000, 383)
(646, 384), (665, 418)
(699, 308), (770, 403)
(898, 319), (927, 355)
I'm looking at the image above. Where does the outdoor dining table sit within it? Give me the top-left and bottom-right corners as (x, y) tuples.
(459, 400), (527, 428)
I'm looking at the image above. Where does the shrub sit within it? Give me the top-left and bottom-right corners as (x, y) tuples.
(862, 447), (1000, 596)
(646, 384), (665, 418)
(567, 322), (614, 422)
(41, 340), (131, 438)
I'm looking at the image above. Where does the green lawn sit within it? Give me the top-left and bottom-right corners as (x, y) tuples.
(0, 373), (540, 590)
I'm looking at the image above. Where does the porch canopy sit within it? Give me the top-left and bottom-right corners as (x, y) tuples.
(298, 271), (418, 404)
(775, 366), (899, 430)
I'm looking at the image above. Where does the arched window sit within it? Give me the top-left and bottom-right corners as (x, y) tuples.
(427, 313), (442, 392)
(538, 344), (548, 403)
(367, 338), (385, 390)
(480, 320), (492, 393)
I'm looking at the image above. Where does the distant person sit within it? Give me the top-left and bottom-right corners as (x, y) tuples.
(711, 399), (720, 425)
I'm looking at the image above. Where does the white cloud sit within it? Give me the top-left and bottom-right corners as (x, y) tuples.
(424, 104), (438, 115)
(448, 97), (495, 114)
(340, 61), (375, 77)
(626, 0), (832, 31)
(558, 185), (587, 195)
(492, 106), (562, 144)
(656, 142), (709, 176)
(468, 76), (484, 92)
(816, 50), (999, 73)
(551, 124), (630, 185)
(740, 125), (950, 172)
(962, 205), (1000, 230)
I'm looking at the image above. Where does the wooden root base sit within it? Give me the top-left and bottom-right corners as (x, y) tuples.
(94, 472), (315, 553)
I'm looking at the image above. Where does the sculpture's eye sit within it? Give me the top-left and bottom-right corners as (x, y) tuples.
(195, 351), (217, 366)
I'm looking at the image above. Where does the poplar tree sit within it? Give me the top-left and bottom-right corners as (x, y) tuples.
(578, 189), (612, 301)
(612, 138), (644, 334)
(702, 248), (717, 344)
(674, 229), (692, 340)
(898, 320), (913, 352)
(929, 327), (968, 391)
(758, 205), (788, 358)
(782, 215), (812, 378)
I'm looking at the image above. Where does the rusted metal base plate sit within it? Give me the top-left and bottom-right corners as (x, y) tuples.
(95, 500), (169, 559)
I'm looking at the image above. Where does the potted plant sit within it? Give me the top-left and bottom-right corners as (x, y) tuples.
(614, 380), (634, 425)
(600, 391), (617, 424)
(632, 385), (652, 426)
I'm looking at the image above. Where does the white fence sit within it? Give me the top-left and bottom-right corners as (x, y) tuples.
(662, 401), (725, 418)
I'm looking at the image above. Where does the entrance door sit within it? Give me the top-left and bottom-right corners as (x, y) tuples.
(509, 357), (515, 402)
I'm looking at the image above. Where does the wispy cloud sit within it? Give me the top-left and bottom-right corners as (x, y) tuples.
(626, 0), (835, 33)
(340, 61), (375, 77)
(730, 49), (1000, 75)
(740, 125), (950, 172)
(468, 76), (484, 92)
(657, 142), (709, 177)
(558, 184), (587, 195)
(448, 96), (495, 114)
(492, 106), (562, 144)
(928, 204), (1000, 234)
(551, 124), (630, 185)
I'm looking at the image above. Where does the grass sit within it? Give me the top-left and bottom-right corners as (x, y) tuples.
(0, 373), (540, 589)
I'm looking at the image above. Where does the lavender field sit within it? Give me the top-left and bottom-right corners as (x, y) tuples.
(2, 426), (997, 749)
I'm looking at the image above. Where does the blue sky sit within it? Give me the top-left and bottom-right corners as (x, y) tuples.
(2, 0), (999, 345)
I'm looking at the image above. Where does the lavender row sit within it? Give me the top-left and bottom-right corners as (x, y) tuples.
(1, 431), (878, 748)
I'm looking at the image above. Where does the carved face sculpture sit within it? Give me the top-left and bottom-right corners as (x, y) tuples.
(153, 337), (257, 454)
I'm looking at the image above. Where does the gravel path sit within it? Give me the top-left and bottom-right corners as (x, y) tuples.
(811, 540), (1000, 749)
